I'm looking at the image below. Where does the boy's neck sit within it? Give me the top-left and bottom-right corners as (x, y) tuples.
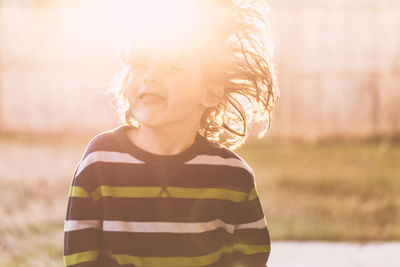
(126, 124), (199, 156)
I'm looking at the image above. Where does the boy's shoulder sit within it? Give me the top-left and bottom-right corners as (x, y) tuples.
(80, 127), (254, 176)
(200, 139), (254, 176)
(81, 126), (122, 158)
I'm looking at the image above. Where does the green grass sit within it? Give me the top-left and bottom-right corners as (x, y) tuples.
(237, 138), (400, 241)
(0, 134), (87, 267)
(0, 134), (399, 266)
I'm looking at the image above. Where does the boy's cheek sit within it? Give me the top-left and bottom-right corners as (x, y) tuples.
(127, 71), (144, 87)
(126, 89), (139, 108)
(126, 80), (140, 98)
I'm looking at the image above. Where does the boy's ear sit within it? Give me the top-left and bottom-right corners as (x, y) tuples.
(201, 83), (224, 108)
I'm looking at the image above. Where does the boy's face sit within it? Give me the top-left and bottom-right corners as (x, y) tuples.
(125, 46), (211, 130)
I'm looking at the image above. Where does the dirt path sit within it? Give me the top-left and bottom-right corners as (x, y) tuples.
(268, 241), (400, 267)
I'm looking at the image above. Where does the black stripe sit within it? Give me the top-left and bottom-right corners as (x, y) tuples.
(96, 253), (232, 267)
(66, 198), (101, 220)
(101, 230), (230, 257)
(72, 166), (102, 193)
(227, 252), (270, 267)
(68, 261), (99, 267)
(102, 198), (237, 223)
(64, 229), (101, 254)
(234, 228), (270, 244)
(97, 254), (119, 267)
(99, 163), (252, 191)
(235, 198), (265, 224)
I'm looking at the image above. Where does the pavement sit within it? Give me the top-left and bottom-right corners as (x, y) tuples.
(268, 241), (400, 267)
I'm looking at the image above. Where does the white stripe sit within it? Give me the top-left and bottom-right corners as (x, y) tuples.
(103, 219), (236, 234)
(76, 151), (144, 176)
(64, 220), (101, 232)
(235, 218), (267, 230)
(185, 155), (252, 173)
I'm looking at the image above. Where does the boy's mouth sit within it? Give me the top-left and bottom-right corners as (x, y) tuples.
(139, 93), (166, 104)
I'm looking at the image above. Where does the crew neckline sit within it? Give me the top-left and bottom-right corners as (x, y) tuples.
(114, 125), (206, 164)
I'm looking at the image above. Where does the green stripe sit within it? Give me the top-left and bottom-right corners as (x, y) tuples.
(91, 186), (160, 201)
(168, 187), (247, 202)
(247, 187), (258, 201)
(233, 243), (270, 254)
(102, 243), (268, 267)
(64, 250), (99, 266)
(90, 186), (248, 202)
(103, 248), (221, 267)
(69, 186), (90, 198)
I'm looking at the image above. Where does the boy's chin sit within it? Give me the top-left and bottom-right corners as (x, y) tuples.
(134, 115), (168, 129)
(135, 117), (189, 131)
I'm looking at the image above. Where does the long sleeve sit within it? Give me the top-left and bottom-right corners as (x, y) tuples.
(63, 150), (103, 267)
(230, 181), (271, 267)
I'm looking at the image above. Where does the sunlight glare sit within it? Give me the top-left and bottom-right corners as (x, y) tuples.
(116, 0), (207, 52)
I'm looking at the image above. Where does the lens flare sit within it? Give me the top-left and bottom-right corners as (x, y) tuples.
(114, 0), (216, 53)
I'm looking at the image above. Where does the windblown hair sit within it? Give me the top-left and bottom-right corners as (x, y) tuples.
(108, 0), (279, 150)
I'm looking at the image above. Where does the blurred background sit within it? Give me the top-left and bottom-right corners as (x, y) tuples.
(1, 0), (399, 266)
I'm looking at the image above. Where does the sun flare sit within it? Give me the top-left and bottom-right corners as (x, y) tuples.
(114, 0), (210, 51)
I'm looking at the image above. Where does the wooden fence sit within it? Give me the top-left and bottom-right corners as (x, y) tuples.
(1, 0), (399, 140)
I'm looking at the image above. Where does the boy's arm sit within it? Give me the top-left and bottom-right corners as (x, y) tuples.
(64, 157), (103, 267)
(231, 183), (271, 267)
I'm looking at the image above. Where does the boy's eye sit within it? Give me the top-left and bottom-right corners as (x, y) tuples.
(131, 63), (149, 71)
(163, 64), (184, 72)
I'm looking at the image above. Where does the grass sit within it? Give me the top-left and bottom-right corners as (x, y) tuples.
(238, 138), (400, 241)
(0, 134), (87, 267)
(0, 133), (399, 266)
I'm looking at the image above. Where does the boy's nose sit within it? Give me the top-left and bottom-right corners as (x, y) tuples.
(144, 77), (158, 84)
(143, 64), (160, 85)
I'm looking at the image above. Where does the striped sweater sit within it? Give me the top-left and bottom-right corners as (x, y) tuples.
(64, 125), (271, 267)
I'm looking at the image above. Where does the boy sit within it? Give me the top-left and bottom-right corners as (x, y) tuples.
(64, 0), (279, 266)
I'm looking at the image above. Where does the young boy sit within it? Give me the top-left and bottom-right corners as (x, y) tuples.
(64, 1), (279, 266)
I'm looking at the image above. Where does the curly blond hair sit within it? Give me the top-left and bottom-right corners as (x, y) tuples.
(107, 0), (279, 150)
